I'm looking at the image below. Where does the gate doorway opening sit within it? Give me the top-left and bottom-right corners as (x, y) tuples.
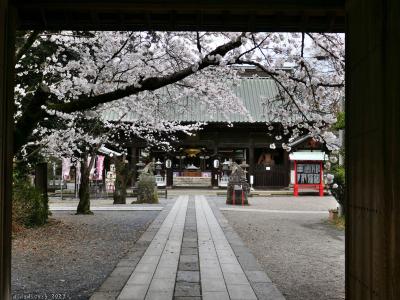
(1, 1), (399, 299)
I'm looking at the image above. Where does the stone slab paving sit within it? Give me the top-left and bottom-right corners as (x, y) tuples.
(174, 197), (201, 299)
(90, 200), (175, 300)
(196, 195), (258, 300)
(118, 195), (188, 300)
(208, 199), (285, 300)
(91, 194), (284, 300)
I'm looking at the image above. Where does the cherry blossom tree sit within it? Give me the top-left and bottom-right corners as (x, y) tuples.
(231, 32), (344, 150)
(14, 31), (247, 155)
(14, 31), (344, 213)
(15, 31), (344, 155)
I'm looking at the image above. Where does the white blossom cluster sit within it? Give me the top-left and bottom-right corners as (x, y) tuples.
(15, 31), (344, 161)
(247, 33), (344, 150)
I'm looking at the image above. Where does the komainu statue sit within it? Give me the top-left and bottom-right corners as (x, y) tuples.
(226, 162), (250, 205)
(137, 162), (158, 204)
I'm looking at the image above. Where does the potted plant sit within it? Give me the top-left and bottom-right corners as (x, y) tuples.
(328, 208), (339, 221)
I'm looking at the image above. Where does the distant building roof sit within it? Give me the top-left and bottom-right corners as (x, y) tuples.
(288, 134), (313, 147)
(103, 77), (280, 123)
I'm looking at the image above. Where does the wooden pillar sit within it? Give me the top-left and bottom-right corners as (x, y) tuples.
(249, 140), (255, 179)
(347, 0), (400, 298)
(166, 168), (173, 187)
(283, 150), (290, 187)
(211, 141), (218, 187)
(0, 1), (15, 299)
(163, 153), (171, 187)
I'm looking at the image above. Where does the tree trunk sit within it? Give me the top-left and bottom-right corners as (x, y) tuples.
(34, 162), (50, 218)
(113, 155), (131, 204)
(34, 162), (49, 206)
(77, 155), (95, 214)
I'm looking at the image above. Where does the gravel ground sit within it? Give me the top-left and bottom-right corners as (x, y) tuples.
(216, 196), (345, 300)
(219, 195), (339, 211)
(48, 197), (170, 207)
(12, 210), (160, 300)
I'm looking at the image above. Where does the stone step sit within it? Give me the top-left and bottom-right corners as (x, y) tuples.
(173, 177), (211, 187)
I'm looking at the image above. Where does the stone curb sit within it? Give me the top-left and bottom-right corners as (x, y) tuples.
(50, 206), (163, 211)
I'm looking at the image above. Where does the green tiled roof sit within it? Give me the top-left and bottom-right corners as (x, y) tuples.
(103, 77), (279, 123)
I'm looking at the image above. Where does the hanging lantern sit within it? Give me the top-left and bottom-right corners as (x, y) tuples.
(213, 159), (220, 169)
(165, 159), (172, 169)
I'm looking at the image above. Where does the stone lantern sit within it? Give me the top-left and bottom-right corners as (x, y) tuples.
(155, 159), (163, 176)
(154, 159), (166, 187)
(136, 161), (145, 179)
(219, 160), (231, 188)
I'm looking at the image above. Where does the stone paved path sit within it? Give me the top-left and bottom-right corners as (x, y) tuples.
(91, 195), (284, 300)
(196, 195), (257, 300)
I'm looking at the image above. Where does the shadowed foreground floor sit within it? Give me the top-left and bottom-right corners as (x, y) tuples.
(12, 211), (159, 300)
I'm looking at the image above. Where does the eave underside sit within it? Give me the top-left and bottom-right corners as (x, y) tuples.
(13, 0), (345, 32)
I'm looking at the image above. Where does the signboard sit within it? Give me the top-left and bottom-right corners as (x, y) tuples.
(296, 163), (321, 184)
(293, 160), (324, 197)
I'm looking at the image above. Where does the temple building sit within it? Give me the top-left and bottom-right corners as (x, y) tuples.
(106, 74), (325, 189)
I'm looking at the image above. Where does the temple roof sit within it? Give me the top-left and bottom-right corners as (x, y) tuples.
(103, 77), (280, 124)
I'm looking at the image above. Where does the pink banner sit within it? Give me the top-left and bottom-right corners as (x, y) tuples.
(96, 155), (105, 180)
(62, 158), (71, 180)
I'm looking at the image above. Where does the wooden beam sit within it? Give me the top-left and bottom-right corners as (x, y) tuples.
(0, 1), (15, 299)
(13, 0), (345, 32)
(14, 0), (346, 12)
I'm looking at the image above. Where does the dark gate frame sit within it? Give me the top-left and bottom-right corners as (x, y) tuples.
(1, 1), (400, 299)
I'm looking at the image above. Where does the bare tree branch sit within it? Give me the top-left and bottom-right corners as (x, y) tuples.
(90, 32), (135, 96)
(196, 32), (202, 53)
(306, 33), (344, 65)
(16, 30), (41, 63)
